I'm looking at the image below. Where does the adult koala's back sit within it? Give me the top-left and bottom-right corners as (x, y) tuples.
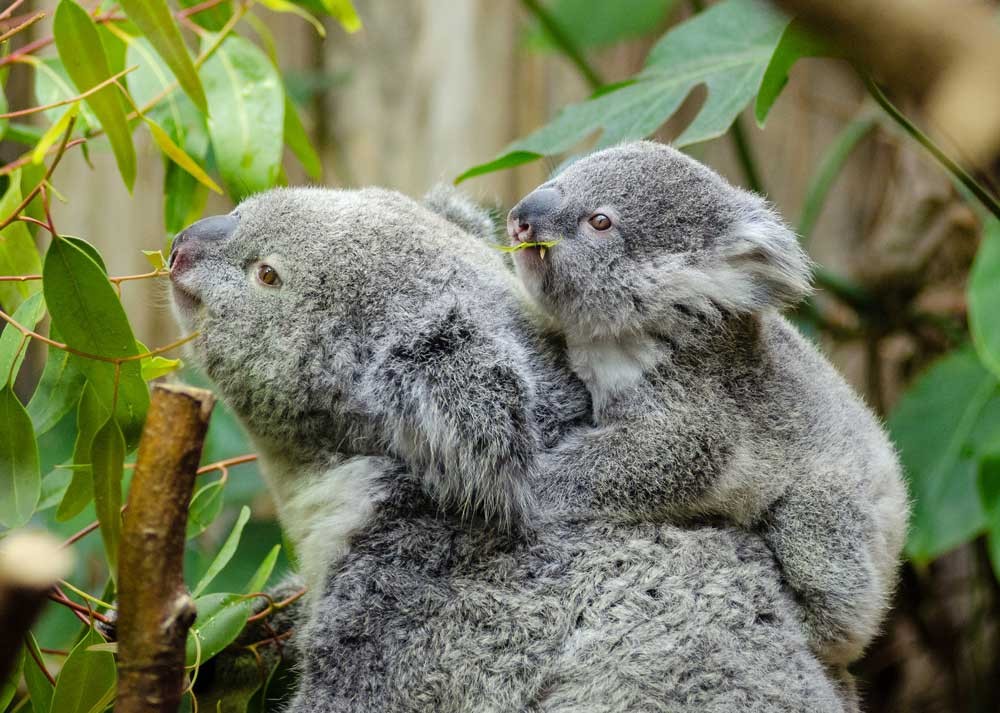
(169, 187), (853, 712)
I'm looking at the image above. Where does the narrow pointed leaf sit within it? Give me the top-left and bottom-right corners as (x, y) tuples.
(193, 505), (250, 596)
(24, 633), (54, 713)
(318, 0), (361, 32)
(259, 0), (326, 36)
(0, 385), (40, 528)
(0, 169), (43, 312)
(244, 544), (281, 593)
(91, 416), (125, 580)
(186, 479), (225, 539)
(54, 0), (137, 190)
(43, 235), (149, 449)
(145, 117), (223, 193)
(56, 382), (107, 521)
(32, 102), (79, 164)
(28, 330), (88, 436)
(283, 95), (322, 179)
(754, 22), (831, 125)
(117, 0), (208, 112)
(200, 35), (284, 200)
(0, 291), (45, 384)
(0, 647), (24, 710)
(50, 628), (116, 713)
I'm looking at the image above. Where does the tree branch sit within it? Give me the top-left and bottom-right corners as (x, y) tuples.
(115, 384), (215, 713)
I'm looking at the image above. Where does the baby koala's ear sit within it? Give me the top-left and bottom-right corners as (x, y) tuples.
(721, 197), (813, 310)
(422, 184), (498, 242)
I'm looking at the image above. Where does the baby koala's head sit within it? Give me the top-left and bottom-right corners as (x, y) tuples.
(507, 141), (811, 340)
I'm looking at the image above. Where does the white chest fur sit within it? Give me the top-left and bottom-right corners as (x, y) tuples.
(566, 334), (658, 411)
(257, 448), (387, 599)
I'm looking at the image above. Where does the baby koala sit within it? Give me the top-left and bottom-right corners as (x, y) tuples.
(507, 141), (909, 667)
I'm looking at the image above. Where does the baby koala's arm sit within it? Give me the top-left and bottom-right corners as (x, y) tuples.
(537, 395), (729, 518)
(360, 303), (538, 529)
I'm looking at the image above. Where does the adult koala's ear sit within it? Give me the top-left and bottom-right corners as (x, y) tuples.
(423, 184), (498, 242)
(719, 195), (814, 311)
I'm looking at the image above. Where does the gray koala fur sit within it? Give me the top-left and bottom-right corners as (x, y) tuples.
(506, 141), (910, 667)
(170, 185), (857, 711)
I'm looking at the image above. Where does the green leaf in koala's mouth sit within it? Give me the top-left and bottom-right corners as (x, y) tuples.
(491, 238), (563, 259)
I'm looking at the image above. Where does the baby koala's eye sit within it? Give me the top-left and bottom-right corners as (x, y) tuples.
(257, 264), (281, 287)
(588, 213), (612, 231)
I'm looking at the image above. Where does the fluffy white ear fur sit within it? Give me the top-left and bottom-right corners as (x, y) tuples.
(719, 202), (814, 311)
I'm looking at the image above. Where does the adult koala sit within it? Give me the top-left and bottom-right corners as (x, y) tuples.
(169, 186), (855, 712)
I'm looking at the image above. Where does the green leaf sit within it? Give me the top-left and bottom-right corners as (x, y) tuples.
(317, 0), (361, 32)
(50, 628), (116, 713)
(244, 544), (281, 593)
(37, 467), (73, 511)
(63, 235), (108, 272)
(165, 161), (209, 236)
(970, 219), (1000, 380)
(455, 151), (544, 185)
(31, 57), (100, 132)
(459, 0), (789, 181)
(43, 235), (149, 449)
(117, 0), (208, 112)
(889, 348), (1000, 562)
(0, 385), (40, 528)
(200, 35), (285, 200)
(193, 505), (251, 596)
(186, 593), (252, 665)
(56, 382), (106, 521)
(258, 0), (327, 36)
(0, 291), (45, 385)
(24, 633), (54, 713)
(0, 169), (43, 312)
(32, 102), (80, 165)
(91, 416), (125, 581)
(54, 0), (137, 191)
(186, 479), (225, 539)
(754, 21), (831, 126)
(283, 96), (322, 180)
(28, 334), (87, 436)
(142, 249), (166, 270)
(981, 455), (1000, 578)
(524, 0), (677, 51)
(0, 86), (8, 141)
(0, 645), (23, 710)
(145, 117), (223, 194)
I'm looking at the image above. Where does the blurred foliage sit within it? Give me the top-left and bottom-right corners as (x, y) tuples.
(0, 0), (353, 709)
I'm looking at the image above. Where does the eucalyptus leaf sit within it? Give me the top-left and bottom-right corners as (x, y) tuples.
(0, 169), (43, 312)
(458, 0), (788, 183)
(56, 382), (107, 522)
(889, 348), (1000, 562)
(187, 479), (226, 539)
(186, 593), (253, 665)
(43, 235), (149, 449)
(200, 35), (284, 200)
(24, 633), (54, 713)
(0, 644), (23, 710)
(32, 57), (100, 131)
(0, 385), (40, 528)
(118, 0), (208, 112)
(283, 96), (322, 180)
(28, 327), (88, 436)
(91, 416), (125, 581)
(970, 219), (1000, 379)
(49, 628), (116, 713)
(54, 0), (137, 190)
(193, 505), (251, 596)
(524, 0), (677, 51)
(244, 544), (281, 593)
(0, 291), (45, 384)
(754, 21), (831, 126)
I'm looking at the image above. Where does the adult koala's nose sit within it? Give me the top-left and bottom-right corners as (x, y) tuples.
(169, 214), (238, 272)
(507, 188), (560, 242)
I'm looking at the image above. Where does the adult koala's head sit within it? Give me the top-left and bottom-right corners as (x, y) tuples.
(168, 187), (517, 465)
(507, 141), (812, 340)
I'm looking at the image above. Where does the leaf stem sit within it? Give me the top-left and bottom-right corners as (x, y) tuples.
(518, 0), (604, 91)
(728, 116), (764, 194)
(0, 11), (44, 43)
(24, 638), (56, 687)
(0, 65), (138, 120)
(865, 76), (1000, 220)
(0, 114), (77, 231)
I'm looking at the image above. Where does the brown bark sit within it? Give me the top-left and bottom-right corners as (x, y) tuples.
(770, 0), (1000, 169)
(0, 532), (73, 682)
(114, 384), (215, 713)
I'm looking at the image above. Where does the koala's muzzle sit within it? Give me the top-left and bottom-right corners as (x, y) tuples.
(508, 187), (560, 242)
(169, 214), (238, 268)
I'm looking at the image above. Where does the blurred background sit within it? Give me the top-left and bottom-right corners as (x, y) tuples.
(3, 1), (999, 711)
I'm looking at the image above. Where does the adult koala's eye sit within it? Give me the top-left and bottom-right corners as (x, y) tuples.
(257, 264), (281, 287)
(588, 213), (612, 231)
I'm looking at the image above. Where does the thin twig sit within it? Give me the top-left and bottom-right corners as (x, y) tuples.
(0, 11), (44, 43)
(0, 114), (78, 231)
(0, 65), (138, 120)
(0, 0), (28, 22)
(24, 638), (56, 687)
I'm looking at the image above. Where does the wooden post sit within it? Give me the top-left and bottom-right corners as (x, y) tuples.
(114, 384), (214, 713)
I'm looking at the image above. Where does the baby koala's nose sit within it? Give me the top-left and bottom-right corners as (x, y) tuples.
(169, 214), (238, 268)
(507, 187), (560, 242)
